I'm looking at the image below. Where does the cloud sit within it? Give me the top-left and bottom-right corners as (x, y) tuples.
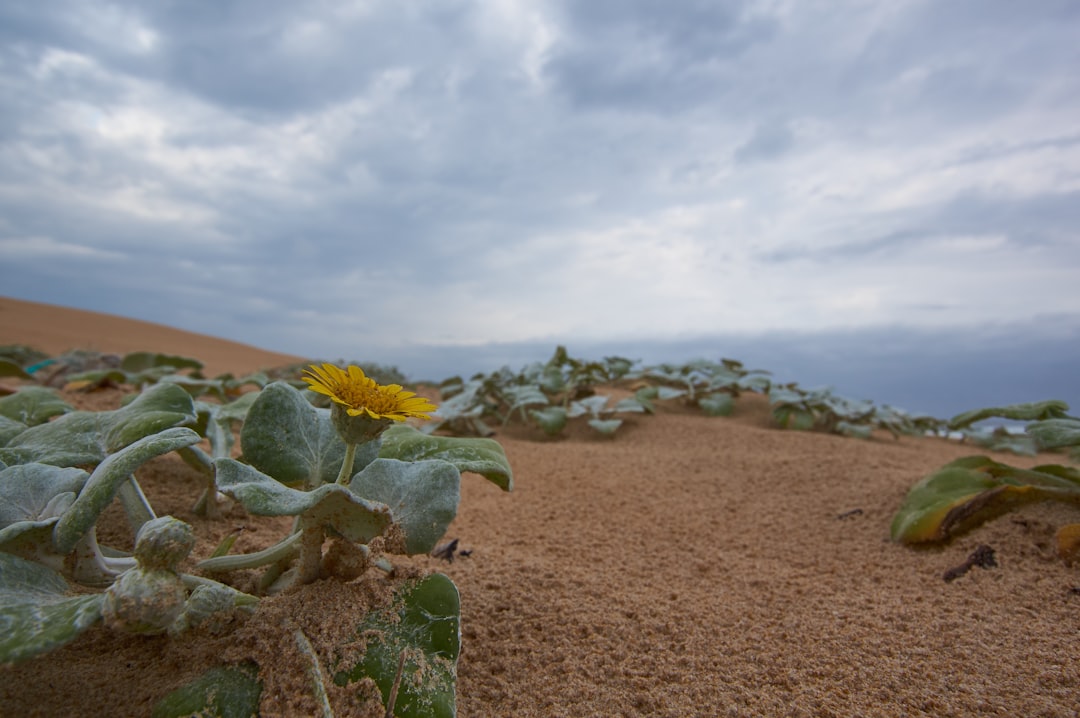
(0, 0), (1077, 413)
(733, 121), (795, 164)
(0, 236), (124, 260)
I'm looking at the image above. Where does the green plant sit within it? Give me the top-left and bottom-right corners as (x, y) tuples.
(892, 400), (1080, 563)
(0, 383), (254, 664)
(0, 359), (513, 716)
(198, 378), (510, 590)
(421, 345), (743, 440)
(769, 383), (943, 439)
(633, 357), (769, 417)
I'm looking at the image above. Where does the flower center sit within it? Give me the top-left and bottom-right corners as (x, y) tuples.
(337, 380), (398, 414)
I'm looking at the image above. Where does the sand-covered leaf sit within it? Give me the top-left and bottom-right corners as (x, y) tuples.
(379, 424), (512, 491)
(349, 459), (460, 555)
(214, 459), (392, 543)
(333, 573), (460, 718)
(0, 383), (196, 467)
(151, 662), (261, 718)
(0, 552), (104, 665)
(891, 456), (1080, 544)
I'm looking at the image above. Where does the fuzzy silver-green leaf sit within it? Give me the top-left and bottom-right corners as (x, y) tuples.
(349, 458), (460, 555)
(0, 552), (104, 665)
(379, 424), (512, 491)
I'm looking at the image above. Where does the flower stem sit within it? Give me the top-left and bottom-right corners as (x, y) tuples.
(336, 442), (358, 485)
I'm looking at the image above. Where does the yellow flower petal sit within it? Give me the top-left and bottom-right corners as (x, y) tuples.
(302, 363), (437, 422)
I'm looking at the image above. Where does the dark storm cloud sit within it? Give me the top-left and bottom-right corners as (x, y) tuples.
(0, 0), (1077, 410)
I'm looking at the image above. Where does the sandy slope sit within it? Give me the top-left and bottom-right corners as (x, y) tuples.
(1, 298), (1078, 717)
(0, 296), (305, 377)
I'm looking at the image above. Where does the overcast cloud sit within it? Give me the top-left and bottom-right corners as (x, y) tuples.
(1, 0), (1078, 416)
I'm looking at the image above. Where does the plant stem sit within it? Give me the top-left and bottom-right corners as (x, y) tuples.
(335, 442), (358, 485)
(294, 628), (335, 718)
(196, 531), (302, 572)
(116, 477), (156, 532)
(385, 650), (407, 718)
(298, 523), (325, 584)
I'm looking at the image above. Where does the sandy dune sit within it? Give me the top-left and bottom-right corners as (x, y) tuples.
(1, 296), (1078, 717)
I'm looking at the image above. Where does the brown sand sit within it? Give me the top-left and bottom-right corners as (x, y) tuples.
(1, 297), (1078, 717)
(0, 297), (304, 377)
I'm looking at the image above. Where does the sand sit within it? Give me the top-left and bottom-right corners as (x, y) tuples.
(1, 296), (1078, 717)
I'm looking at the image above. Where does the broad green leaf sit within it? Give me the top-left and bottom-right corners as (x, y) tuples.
(215, 391), (261, 424)
(612, 397), (647, 414)
(836, 421), (873, 440)
(158, 374), (231, 399)
(773, 406), (815, 431)
(698, 393), (735, 417)
(604, 356), (634, 378)
(588, 418), (622, 436)
(214, 459), (392, 543)
(736, 374), (772, 393)
(240, 382), (368, 488)
(121, 351), (203, 374)
(151, 662), (261, 718)
(0, 383), (196, 467)
(539, 360), (567, 395)
(962, 428), (1038, 456)
(432, 380), (487, 421)
(501, 384), (548, 411)
(0, 387), (72, 427)
(350, 459), (460, 555)
(948, 400), (1069, 430)
(379, 425), (512, 491)
(632, 387), (656, 413)
(0, 416), (27, 445)
(0, 552), (104, 665)
(768, 386), (806, 406)
(0, 359), (33, 380)
(333, 573), (460, 718)
(568, 395), (609, 418)
(62, 369), (127, 390)
(891, 456), (1080, 544)
(52, 427), (201, 554)
(529, 406), (567, 436)
(656, 386), (688, 401)
(0, 464), (87, 547)
(1027, 418), (1080, 450)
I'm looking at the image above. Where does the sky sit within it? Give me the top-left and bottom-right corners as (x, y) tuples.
(1, 0), (1078, 417)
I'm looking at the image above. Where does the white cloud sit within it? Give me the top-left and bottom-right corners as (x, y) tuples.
(0, 0), (1076, 380)
(0, 236), (124, 260)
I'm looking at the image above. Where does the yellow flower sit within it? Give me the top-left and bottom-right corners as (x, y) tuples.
(302, 363), (437, 422)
